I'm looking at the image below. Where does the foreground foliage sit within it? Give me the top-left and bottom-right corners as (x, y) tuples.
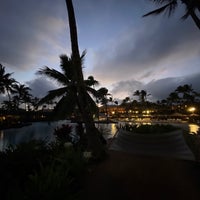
(121, 124), (180, 134)
(0, 140), (87, 200)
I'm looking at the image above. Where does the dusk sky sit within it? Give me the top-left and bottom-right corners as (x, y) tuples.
(0, 0), (200, 102)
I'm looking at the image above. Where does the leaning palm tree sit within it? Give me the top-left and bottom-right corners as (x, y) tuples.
(65, 0), (106, 157)
(143, 0), (200, 30)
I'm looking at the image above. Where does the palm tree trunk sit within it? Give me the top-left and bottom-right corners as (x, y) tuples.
(65, 0), (105, 158)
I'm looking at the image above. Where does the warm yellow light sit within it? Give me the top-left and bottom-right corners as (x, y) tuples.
(188, 107), (196, 112)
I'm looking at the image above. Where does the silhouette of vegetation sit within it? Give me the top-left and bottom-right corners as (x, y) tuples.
(64, 0), (107, 159)
(143, 0), (200, 30)
(37, 54), (99, 120)
(0, 139), (87, 200)
(121, 124), (180, 134)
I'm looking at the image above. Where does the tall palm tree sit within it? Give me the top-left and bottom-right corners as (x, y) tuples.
(0, 64), (16, 102)
(167, 91), (180, 105)
(143, 0), (200, 30)
(12, 83), (32, 110)
(96, 87), (112, 121)
(133, 90), (150, 103)
(140, 90), (147, 103)
(175, 84), (195, 103)
(37, 54), (98, 119)
(65, 0), (105, 157)
(133, 90), (140, 102)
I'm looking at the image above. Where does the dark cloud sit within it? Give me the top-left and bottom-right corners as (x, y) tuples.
(111, 73), (200, 102)
(91, 7), (200, 84)
(26, 77), (57, 98)
(0, 0), (199, 102)
(111, 80), (144, 99)
(0, 0), (69, 70)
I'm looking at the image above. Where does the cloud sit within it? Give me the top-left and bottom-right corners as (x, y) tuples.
(91, 7), (200, 85)
(26, 77), (58, 98)
(111, 73), (200, 102)
(110, 80), (144, 100)
(0, 0), (69, 71)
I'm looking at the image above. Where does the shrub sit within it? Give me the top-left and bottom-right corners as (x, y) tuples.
(0, 139), (87, 200)
(121, 124), (180, 134)
(54, 124), (72, 143)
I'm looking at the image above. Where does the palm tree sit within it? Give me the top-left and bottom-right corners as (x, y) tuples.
(143, 0), (200, 30)
(167, 91), (180, 105)
(0, 64), (16, 102)
(96, 87), (112, 121)
(175, 84), (195, 103)
(140, 90), (147, 103)
(85, 76), (99, 88)
(65, 0), (105, 157)
(12, 83), (32, 110)
(133, 90), (140, 102)
(37, 54), (98, 119)
(133, 90), (150, 103)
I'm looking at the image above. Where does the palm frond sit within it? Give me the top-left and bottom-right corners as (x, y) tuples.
(37, 66), (69, 85)
(38, 87), (67, 105)
(59, 54), (75, 81)
(181, 10), (190, 20)
(85, 92), (98, 115)
(85, 86), (98, 97)
(143, 1), (177, 17)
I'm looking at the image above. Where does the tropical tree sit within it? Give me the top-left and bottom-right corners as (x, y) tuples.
(143, 0), (200, 30)
(65, 0), (105, 157)
(121, 97), (132, 117)
(133, 90), (150, 103)
(12, 83), (32, 110)
(0, 64), (17, 102)
(133, 90), (140, 102)
(167, 91), (180, 105)
(84, 76), (99, 88)
(96, 87), (113, 121)
(37, 54), (98, 119)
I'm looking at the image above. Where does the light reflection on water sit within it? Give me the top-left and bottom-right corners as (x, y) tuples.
(0, 121), (199, 151)
(188, 124), (199, 134)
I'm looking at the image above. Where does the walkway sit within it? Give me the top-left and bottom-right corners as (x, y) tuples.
(81, 129), (200, 200)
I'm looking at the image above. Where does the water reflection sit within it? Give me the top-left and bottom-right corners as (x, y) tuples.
(188, 124), (199, 134)
(0, 121), (199, 151)
(0, 131), (3, 140)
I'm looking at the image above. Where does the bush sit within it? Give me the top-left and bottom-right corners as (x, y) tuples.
(0, 139), (87, 200)
(121, 124), (180, 134)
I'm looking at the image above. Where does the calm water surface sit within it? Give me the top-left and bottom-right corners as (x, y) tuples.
(0, 121), (117, 151)
(0, 121), (198, 151)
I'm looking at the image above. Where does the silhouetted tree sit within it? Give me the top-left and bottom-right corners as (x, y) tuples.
(37, 54), (98, 119)
(66, 0), (106, 157)
(0, 64), (17, 102)
(143, 0), (200, 30)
